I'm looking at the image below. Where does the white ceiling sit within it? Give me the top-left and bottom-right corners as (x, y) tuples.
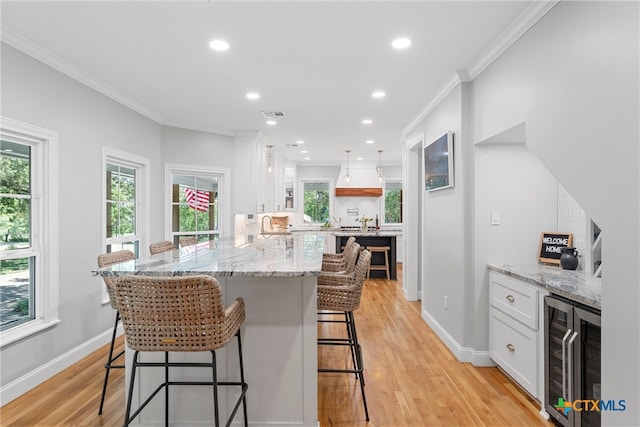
(1, 1), (538, 166)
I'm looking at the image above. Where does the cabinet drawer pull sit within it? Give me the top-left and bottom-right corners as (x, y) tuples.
(505, 294), (515, 302)
(506, 343), (515, 352)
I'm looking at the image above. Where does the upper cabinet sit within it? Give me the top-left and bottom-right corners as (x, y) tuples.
(233, 132), (284, 214)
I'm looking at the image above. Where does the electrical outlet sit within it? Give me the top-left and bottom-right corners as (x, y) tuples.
(444, 295), (448, 309)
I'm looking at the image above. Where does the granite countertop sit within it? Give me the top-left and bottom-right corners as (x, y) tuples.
(94, 232), (326, 278)
(332, 229), (403, 237)
(288, 226), (402, 237)
(488, 263), (602, 310)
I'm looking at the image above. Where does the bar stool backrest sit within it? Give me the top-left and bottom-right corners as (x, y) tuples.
(111, 275), (245, 352)
(342, 241), (361, 273)
(149, 240), (175, 255)
(97, 250), (135, 309)
(179, 236), (197, 247)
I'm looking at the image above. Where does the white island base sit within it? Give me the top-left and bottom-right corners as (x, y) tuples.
(124, 275), (318, 427)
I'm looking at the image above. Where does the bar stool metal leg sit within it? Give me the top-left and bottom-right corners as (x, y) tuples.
(98, 310), (125, 415)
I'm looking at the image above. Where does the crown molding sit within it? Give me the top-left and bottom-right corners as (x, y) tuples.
(466, 0), (559, 80)
(161, 120), (235, 137)
(1, 26), (165, 123)
(402, 0), (559, 137)
(402, 72), (464, 137)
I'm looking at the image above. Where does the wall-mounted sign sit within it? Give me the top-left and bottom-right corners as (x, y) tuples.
(538, 232), (574, 265)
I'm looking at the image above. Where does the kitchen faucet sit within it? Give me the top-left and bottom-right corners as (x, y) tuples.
(261, 215), (272, 234)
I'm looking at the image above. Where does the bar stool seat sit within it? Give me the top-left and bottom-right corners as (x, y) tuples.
(366, 246), (390, 280)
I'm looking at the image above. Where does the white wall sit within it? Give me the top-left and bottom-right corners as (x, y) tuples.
(471, 2), (639, 424)
(473, 140), (558, 351)
(406, 84), (470, 350)
(0, 44), (163, 391)
(159, 125), (235, 241)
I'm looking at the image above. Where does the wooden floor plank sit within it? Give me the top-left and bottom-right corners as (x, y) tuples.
(1, 266), (552, 426)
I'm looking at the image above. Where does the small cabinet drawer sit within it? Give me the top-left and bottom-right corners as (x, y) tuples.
(490, 272), (538, 330)
(490, 307), (538, 397)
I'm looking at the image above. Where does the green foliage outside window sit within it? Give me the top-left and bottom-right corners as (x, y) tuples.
(0, 141), (31, 243)
(303, 182), (330, 224)
(107, 166), (136, 238)
(384, 181), (402, 224)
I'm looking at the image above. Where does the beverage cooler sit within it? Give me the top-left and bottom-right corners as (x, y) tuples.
(544, 295), (601, 427)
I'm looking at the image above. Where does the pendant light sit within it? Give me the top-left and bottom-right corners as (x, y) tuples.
(345, 150), (351, 183)
(267, 145), (273, 174)
(377, 150), (384, 182)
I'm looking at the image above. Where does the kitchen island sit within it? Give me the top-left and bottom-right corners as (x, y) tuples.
(95, 232), (325, 427)
(334, 229), (401, 279)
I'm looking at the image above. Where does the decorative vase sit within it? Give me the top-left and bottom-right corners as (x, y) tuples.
(560, 247), (579, 270)
(361, 222), (368, 232)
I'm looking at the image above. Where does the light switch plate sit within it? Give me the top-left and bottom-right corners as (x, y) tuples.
(491, 210), (501, 225)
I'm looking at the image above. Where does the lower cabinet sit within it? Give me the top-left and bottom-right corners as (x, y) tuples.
(489, 271), (547, 402)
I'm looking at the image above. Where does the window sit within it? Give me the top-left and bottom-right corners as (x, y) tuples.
(0, 118), (59, 345)
(383, 180), (403, 224)
(102, 147), (149, 301)
(302, 181), (331, 224)
(106, 163), (139, 254)
(166, 165), (230, 247)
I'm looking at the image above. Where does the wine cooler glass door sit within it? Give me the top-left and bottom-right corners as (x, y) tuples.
(545, 296), (574, 427)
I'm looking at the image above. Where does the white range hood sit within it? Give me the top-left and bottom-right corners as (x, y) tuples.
(336, 160), (383, 196)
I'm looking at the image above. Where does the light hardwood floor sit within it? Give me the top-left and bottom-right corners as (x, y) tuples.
(1, 267), (552, 426)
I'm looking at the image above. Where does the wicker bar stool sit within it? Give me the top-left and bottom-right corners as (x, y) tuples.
(179, 236), (197, 247)
(96, 249), (136, 415)
(321, 236), (357, 273)
(366, 245), (390, 280)
(111, 275), (248, 427)
(317, 249), (371, 422)
(149, 240), (175, 255)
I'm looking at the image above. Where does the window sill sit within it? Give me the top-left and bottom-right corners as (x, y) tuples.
(0, 318), (61, 349)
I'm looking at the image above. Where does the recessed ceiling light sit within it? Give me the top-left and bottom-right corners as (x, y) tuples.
(365, 140), (375, 144)
(357, 157), (363, 160)
(362, 119), (373, 125)
(266, 120), (277, 126)
(296, 140), (305, 144)
(372, 91), (386, 98)
(392, 38), (412, 49)
(301, 150), (308, 153)
(304, 157), (311, 160)
(246, 92), (260, 100)
(209, 39), (230, 51)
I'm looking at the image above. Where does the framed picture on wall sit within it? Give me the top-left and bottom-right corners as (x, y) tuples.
(424, 131), (454, 192)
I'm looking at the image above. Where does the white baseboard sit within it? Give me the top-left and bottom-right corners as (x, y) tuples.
(421, 308), (495, 367)
(0, 325), (122, 406)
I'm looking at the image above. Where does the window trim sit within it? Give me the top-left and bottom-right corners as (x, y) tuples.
(101, 147), (150, 303)
(164, 164), (231, 244)
(382, 178), (403, 225)
(300, 178), (334, 225)
(0, 117), (59, 348)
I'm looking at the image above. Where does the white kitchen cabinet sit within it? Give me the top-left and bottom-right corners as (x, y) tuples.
(489, 271), (547, 401)
(396, 233), (404, 263)
(233, 131), (277, 214)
